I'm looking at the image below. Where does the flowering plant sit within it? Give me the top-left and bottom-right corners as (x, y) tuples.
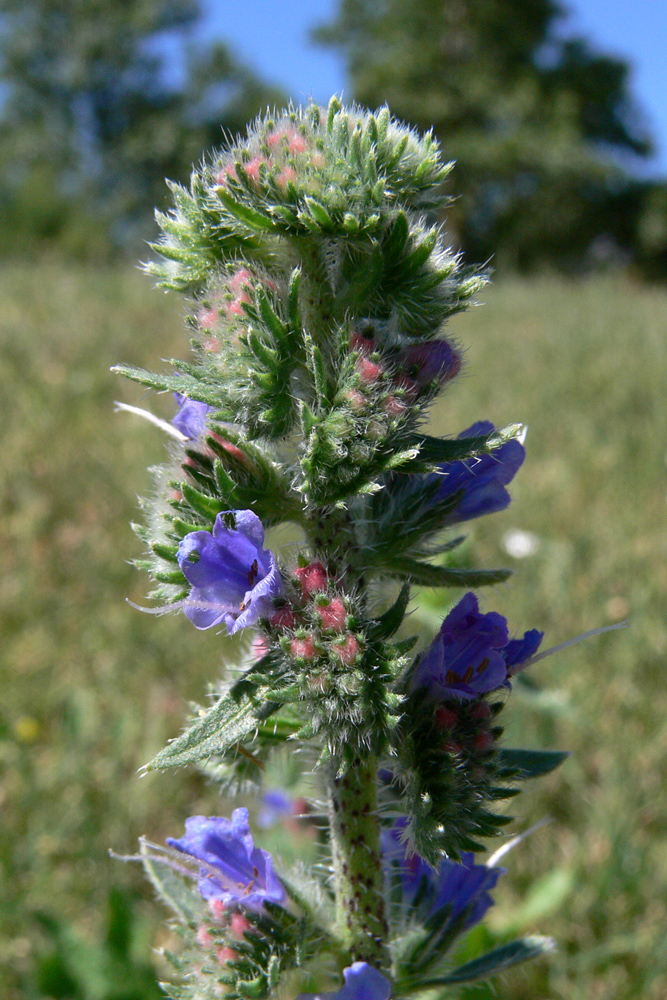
(114, 98), (618, 998)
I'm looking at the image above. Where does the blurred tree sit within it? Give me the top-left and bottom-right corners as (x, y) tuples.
(314, 0), (658, 272)
(0, 0), (286, 258)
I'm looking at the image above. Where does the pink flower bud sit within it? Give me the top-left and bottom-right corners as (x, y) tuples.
(350, 329), (375, 354)
(356, 356), (383, 383)
(384, 394), (408, 416)
(474, 731), (495, 753)
(244, 156), (264, 184)
(345, 389), (367, 411)
(317, 597), (347, 631)
(209, 899), (227, 920)
(288, 133), (307, 154)
(435, 707), (458, 730)
(332, 635), (360, 664)
(266, 130), (286, 149)
(230, 912), (252, 938)
(290, 635), (318, 661)
(276, 166), (297, 189)
(252, 636), (270, 657)
(216, 163), (237, 186)
(294, 561), (328, 598)
(270, 606), (298, 629)
(197, 307), (219, 330)
(196, 926), (214, 947)
(228, 269), (252, 294)
(208, 433), (247, 464)
(216, 946), (238, 965)
(471, 701), (492, 720)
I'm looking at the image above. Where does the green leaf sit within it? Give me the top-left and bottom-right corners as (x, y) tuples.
(497, 748), (571, 780)
(217, 190), (275, 231)
(143, 693), (258, 772)
(385, 556), (512, 588)
(370, 583), (411, 640)
(422, 935), (556, 985)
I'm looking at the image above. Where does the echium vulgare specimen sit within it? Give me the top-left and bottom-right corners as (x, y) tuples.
(114, 97), (593, 998)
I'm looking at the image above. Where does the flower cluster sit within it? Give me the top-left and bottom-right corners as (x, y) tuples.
(117, 98), (573, 1000)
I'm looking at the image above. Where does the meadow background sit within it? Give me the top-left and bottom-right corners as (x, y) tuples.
(1, 263), (665, 1000)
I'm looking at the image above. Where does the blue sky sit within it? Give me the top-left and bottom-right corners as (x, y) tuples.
(197, 0), (667, 178)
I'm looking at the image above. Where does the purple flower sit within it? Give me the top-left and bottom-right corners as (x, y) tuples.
(410, 592), (510, 701)
(409, 594), (544, 699)
(177, 509), (283, 632)
(382, 819), (504, 927)
(396, 339), (461, 392)
(296, 963), (391, 1000)
(432, 420), (525, 523)
(257, 790), (293, 829)
(166, 808), (286, 911)
(504, 628), (544, 676)
(172, 392), (213, 439)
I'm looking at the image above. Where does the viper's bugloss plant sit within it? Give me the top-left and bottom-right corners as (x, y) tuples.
(113, 97), (620, 998)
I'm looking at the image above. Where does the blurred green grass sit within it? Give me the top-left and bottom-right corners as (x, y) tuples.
(1, 265), (666, 999)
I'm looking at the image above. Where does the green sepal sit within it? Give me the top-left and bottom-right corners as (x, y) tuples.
(369, 583), (411, 640)
(420, 935), (556, 986)
(177, 483), (221, 521)
(496, 748), (571, 780)
(150, 541), (179, 563)
(384, 555), (512, 588)
(217, 189), (276, 232)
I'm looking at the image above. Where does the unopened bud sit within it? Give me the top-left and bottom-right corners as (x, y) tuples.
(290, 635), (319, 661)
(230, 912), (252, 938)
(216, 946), (238, 965)
(270, 606), (298, 629)
(197, 307), (219, 330)
(470, 701), (492, 721)
(317, 597), (347, 631)
(196, 926), (214, 947)
(345, 388), (368, 411)
(435, 707), (458, 730)
(474, 731), (495, 753)
(384, 394), (408, 417)
(294, 561), (328, 598)
(209, 899), (227, 920)
(396, 339), (461, 392)
(356, 356), (383, 383)
(332, 634), (360, 664)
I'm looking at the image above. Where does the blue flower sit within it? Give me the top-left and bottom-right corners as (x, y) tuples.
(257, 790), (293, 829)
(172, 392), (212, 439)
(409, 592), (510, 701)
(504, 628), (544, 676)
(166, 808), (286, 911)
(409, 592), (543, 700)
(177, 509), (283, 632)
(432, 420), (525, 523)
(382, 819), (504, 928)
(296, 963), (391, 1000)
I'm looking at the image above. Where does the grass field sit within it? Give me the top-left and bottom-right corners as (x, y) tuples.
(1, 264), (666, 999)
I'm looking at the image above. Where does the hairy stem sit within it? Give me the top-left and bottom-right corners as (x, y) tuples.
(327, 754), (389, 968)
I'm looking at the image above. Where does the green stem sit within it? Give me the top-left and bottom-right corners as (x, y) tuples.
(327, 754), (389, 968)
